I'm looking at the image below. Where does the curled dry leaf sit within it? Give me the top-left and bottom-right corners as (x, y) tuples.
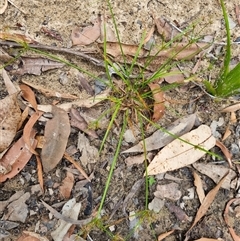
(0, 130), (37, 182)
(0, 0), (8, 14)
(216, 139), (232, 168)
(122, 113), (196, 153)
(20, 84), (38, 112)
(146, 125), (216, 175)
(0, 93), (21, 152)
(13, 56), (65, 76)
(71, 17), (101, 46)
(41, 105), (70, 173)
(148, 83), (165, 122)
(70, 108), (98, 138)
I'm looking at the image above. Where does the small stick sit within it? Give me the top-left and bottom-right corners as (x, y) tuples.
(8, 0), (26, 14)
(0, 40), (105, 67)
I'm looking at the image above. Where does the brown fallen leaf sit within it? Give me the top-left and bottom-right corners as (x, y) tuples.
(0, 32), (38, 44)
(20, 84), (38, 112)
(153, 15), (179, 41)
(63, 152), (91, 182)
(77, 72), (94, 96)
(0, 93), (22, 152)
(36, 88), (110, 112)
(222, 125), (231, 141)
(41, 105), (70, 172)
(70, 108), (98, 138)
(221, 103), (240, 112)
(36, 155), (44, 192)
(40, 26), (63, 42)
(71, 17), (101, 45)
(224, 198), (240, 241)
(23, 111), (43, 155)
(59, 171), (74, 199)
(0, 130), (37, 182)
(21, 80), (78, 100)
(158, 230), (175, 241)
(216, 140), (232, 168)
(146, 125), (216, 175)
(0, 0), (8, 14)
(187, 171), (229, 235)
(193, 170), (205, 204)
(12, 56), (65, 75)
(17, 231), (49, 241)
(194, 239), (222, 241)
(1, 68), (19, 94)
(148, 83), (165, 122)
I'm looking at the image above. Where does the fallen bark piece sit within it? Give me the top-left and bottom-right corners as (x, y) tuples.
(146, 125), (216, 175)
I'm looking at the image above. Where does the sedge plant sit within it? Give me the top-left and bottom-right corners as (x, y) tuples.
(204, 0), (240, 97)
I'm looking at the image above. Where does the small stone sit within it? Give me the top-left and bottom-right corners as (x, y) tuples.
(231, 143), (239, 155)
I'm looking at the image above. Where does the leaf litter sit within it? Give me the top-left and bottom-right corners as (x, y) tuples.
(2, 0), (240, 240)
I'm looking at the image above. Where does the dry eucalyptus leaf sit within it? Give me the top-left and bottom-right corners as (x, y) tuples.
(41, 106), (70, 172)
(59, 171), (74, 199)
(187, 171), (229, 234)
(0, 93), (21, 152)
(146, 125), (216, 175)
(1, 68), (19, 94)
(13, 56), (65, 75)
(0, 129), (37, 182)
(122, 113), (196, 153)
(148, 83), (165, 122)
(71, 17), (101, 46)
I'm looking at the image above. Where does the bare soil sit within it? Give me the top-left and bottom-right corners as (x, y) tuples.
(1, 0), (240, 241)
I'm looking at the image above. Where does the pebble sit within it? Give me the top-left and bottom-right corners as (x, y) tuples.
(231, 143), (240, 155)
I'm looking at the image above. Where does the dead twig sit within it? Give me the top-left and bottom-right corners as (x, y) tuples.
(0, 40), (105, 68)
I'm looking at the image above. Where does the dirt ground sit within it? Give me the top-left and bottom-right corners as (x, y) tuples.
(1, 0), (240, 240)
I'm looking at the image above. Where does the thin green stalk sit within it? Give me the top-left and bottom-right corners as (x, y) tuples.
(138, 113), (149, 209)
(99, 101), (121, 153)
(97, 110), (128, 217)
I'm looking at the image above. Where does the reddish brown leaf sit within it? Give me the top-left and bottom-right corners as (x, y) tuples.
(20, 84), (38, 112)
(23, 111), (43, 155)
(0, 130), (37, 182)
(36, 155), (44, 192)
(71, 17), (101, 45)
(0, 93), (21, 152)
(41, 106), (70, 173)
(236, 5), (240, 25)
(216, 140), (232, 168)
(59, 171), (74, 199)
(148, 83), (165, 122)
